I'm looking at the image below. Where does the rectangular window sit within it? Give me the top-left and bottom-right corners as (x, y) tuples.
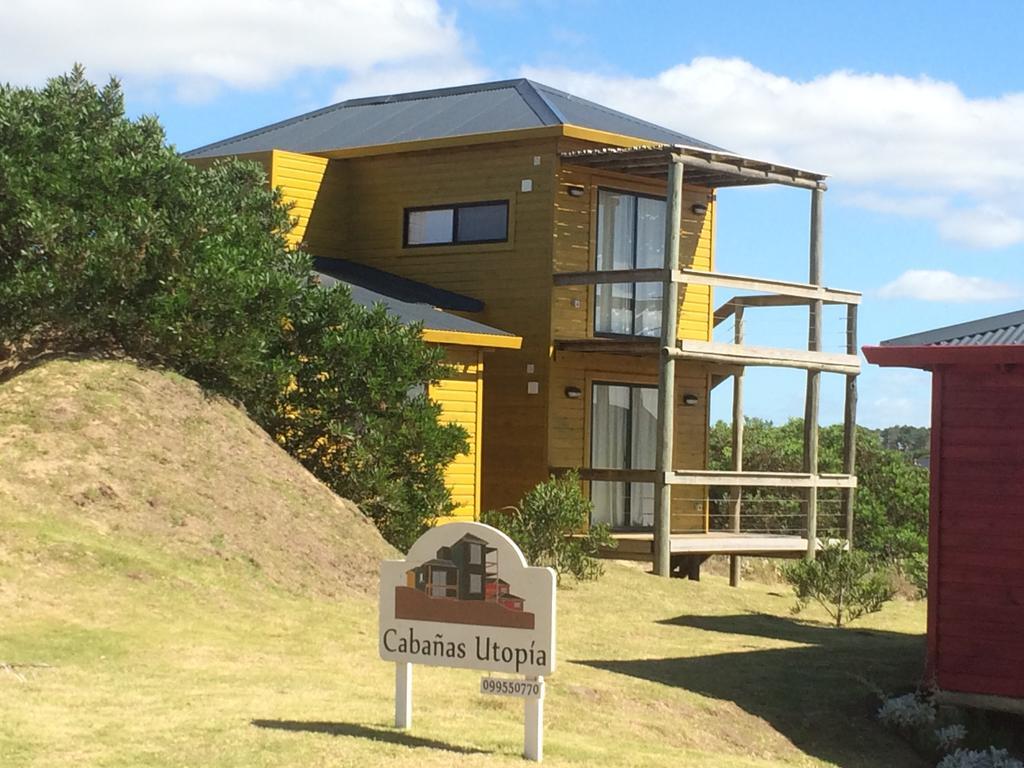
(469, 574), (482, 594)
(468, 543), (482, 565)
(404, 201), (508, 246)
(589, 382), (658, 529)
(429, 569), (449, 598)
(594, 189), (665, 337)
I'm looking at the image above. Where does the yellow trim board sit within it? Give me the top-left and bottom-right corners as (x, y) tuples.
(196, 124), (669, 165)
(314, 126), (564, 160)
(422, 329), (523, 349)
(561, 124), (662, 149)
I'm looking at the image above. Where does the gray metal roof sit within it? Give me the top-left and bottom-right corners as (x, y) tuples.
(313, 271), (516, 340)
(184, 79), (724, 159)
(312, 256), (482, 312)
(881, 309), (1024, 347)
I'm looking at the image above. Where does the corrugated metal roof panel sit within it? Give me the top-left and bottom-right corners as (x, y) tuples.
(313, 272), (515, 339)
(531, 82), (724, 151)
(183, 79), (728, 159)
(881, 309), (1024, 347)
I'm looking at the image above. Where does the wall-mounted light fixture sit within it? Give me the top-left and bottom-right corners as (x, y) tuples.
(682, 393), (700, 406)
(564, 386), (583, 399)
(691, 203), (708, 216)
(566, 185), (586, 198)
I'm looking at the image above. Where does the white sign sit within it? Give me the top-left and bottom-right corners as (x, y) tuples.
(481, 676), (545, 698)
(379, 522), (556, 677)
(379, 522), (556, 761)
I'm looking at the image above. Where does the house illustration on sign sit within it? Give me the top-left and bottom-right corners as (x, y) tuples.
(396, 533), (534, 629)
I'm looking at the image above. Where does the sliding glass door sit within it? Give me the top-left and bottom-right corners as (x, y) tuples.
(594, 189), (666, 338)
(590, 382), (658, 529)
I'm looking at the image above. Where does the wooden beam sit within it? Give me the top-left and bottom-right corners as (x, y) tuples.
(671, 151), (826, 190)
(804, 187), (824, 560)
(667, 471), (856, 488)
(713, 294), (853, 327)
(553, 268), (862, 307)
(669, 340), (861, 375)
(553, 338), (659, 356)
(730, 306), (745, 588)
(550, 467), (659, 483)
(843, 304), (859, 545)
(553, 267), (666, 286)
(675, 268), (861, 305)
(654, 158), (684, 578)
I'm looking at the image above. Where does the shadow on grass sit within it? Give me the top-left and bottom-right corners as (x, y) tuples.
(251, 720), (488, 754)
(578, 613), (928, 768)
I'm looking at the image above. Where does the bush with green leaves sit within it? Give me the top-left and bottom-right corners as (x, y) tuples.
(783, 542), (896, 626)
(482, 471), (614, 583)
(0, 67), (466, 550)
(708, 418), (930, 585)
(938, 749), (1024, 768)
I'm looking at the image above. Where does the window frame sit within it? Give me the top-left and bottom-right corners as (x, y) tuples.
(592, 186), (667, 339)
(588, 379), (659, 530)
(403, 199), (510, 248)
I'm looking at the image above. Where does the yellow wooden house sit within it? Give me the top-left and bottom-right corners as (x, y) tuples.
(187, 80), (861, 577)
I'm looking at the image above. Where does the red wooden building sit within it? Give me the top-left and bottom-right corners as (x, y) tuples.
(864, 310), (1024, 714)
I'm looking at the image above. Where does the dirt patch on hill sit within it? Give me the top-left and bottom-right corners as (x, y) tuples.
(0, 358), (396, 598)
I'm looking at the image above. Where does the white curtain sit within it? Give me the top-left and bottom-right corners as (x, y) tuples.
(590, 384), (630, 527)
(634, 197), (665, 337)
(595, 191), (636, 335)
(590, 383), (658, 528)
(629, 387), (658, 527)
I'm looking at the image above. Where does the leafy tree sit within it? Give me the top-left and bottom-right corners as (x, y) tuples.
(708, 418), (929, 572)
(783, 542), (896, 627)
(0, 67), (466, 549)
(879, 425), (931, 462)
(482, 471), (615, 583)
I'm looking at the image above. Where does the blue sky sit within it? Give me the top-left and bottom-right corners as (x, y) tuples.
(4, 0), (1023, 428)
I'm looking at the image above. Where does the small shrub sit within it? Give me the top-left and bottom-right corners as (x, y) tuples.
(935, 725), (969, 753)
(904, 551), (929, 598)
(783, 542), (896, 626)
(938, 748), (1024, 768)
(482, 471), (614, 583)
(877, 693), (937, 731)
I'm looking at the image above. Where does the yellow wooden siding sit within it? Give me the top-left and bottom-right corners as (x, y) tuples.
(552, 144), (715, 345)
(299, 138), (559, 513)
(269, 150), (329, 247)
(429, 346), (484, 522)
(548, 351), (711, 532)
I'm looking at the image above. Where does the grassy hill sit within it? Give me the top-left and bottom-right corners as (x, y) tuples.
(0, 360), (927, 767)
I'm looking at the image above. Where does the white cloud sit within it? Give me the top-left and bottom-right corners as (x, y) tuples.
(0, 0), (468, 98)
(878, 269), (1021, 302)
(522, 58), (1024, 249)
(330, 56), (489, 103)
(861, 369), (932, 428)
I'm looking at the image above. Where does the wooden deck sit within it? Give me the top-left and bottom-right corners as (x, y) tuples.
(603, 531), (813, 561)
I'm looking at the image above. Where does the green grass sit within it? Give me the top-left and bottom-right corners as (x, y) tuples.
(0, 556), (928, 767)
(0, 360), (929, 766)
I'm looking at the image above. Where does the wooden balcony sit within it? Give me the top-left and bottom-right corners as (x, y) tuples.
(552, 144), (858, 580)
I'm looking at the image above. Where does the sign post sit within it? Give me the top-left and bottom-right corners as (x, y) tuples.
(379, 522), (556, 761)
(395, 662), (412, 729)
(524, 675), (544, 761)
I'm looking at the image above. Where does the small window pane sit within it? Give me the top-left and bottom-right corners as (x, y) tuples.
(456, 203), (507, 242)
(407, 208), (454, 245)
(596, 191), (635, 271)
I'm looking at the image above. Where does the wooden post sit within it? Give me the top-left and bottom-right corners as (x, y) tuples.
(843, 304), (858, 545)
(395, 662), (412, 729)
(523, 676), (544, 761)
(654, 157), (684, 577)
(804, 187), (824, 560)
(729, 307), (745, 587)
